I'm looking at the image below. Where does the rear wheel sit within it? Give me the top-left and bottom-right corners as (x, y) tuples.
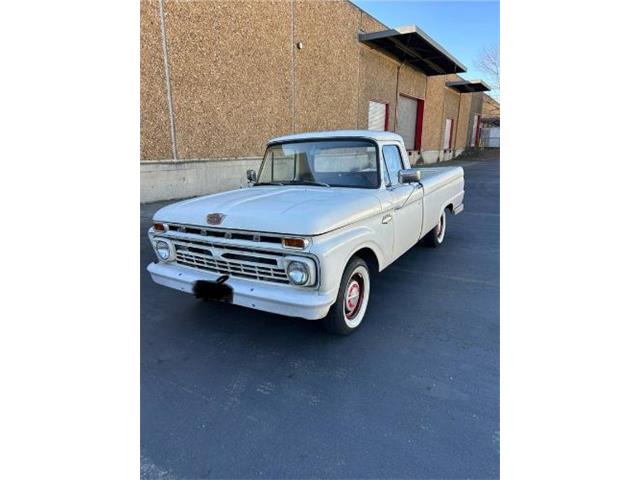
(322, 257), (370, 335)
(424, 210), (447, 248)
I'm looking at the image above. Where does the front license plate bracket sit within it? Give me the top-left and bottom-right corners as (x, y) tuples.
(193, 277), (233, 303)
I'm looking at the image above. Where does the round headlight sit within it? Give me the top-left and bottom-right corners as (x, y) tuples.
(155, 240), (171, 261)
(287, 261), (309, 285)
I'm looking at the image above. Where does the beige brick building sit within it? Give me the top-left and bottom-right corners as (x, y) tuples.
(141, 0), (491, 202)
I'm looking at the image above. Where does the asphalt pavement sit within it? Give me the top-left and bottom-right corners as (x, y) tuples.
(140, 152), (500, 479)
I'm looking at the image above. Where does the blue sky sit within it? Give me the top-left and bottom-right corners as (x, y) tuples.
(351, 1), (499, 87)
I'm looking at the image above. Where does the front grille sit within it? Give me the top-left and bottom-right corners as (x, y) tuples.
(172, 239), (290, 284)
(166, 223), (282, 244)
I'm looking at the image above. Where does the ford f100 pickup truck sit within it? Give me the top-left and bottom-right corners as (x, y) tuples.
(148, 130), (464, 334)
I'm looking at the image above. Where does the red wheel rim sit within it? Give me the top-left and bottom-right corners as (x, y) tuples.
(344, 273), (364, 319)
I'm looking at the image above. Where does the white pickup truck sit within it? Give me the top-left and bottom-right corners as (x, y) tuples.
(148, 130), (464, 334)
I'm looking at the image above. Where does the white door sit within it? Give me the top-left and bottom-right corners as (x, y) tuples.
(368, 101), (386, 131)
(397, 96), (418, 150)
(470, 114), (479, 147)
(379, 144), (422, 260)
(443, 118), (453, 150)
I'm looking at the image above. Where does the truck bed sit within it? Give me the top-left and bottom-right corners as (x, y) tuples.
(414, 166), (465, 236)
(416, 166), (464, 195)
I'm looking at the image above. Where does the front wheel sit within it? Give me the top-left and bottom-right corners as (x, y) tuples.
(424, 210), (447, 248)
(322, 257), (370, 335)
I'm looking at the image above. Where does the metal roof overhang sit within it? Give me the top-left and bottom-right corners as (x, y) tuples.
(446, 79), (491, 93)
(358, 25), (466, 76)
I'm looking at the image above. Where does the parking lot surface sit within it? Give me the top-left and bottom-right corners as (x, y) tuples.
(141, 154), (500, 479)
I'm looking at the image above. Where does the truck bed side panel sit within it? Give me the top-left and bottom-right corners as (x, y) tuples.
(416, 167), (465, 238)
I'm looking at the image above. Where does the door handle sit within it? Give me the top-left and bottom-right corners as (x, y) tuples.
(382, 214), (392, 224)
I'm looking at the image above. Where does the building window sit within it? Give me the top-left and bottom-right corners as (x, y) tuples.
(368, 101), (388, 131)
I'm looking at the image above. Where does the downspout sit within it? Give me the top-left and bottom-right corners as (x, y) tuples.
(290, 0), (296, 133)
(438, 78), (447, 162)
(453, 90), (462, 155)
(158, 0), (178, 161)
(393, 60), (405, 131)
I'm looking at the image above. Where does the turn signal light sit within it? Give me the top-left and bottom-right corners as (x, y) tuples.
(153, 223), (166, 232)
(282, 238), (309, 249)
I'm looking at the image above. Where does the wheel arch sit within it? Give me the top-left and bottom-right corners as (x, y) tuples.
(349, 246), (381, 274)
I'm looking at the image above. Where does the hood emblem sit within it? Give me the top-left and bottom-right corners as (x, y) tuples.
(206, 213), (226, 226)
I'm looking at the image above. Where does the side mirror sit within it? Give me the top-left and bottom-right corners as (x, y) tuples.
(398, 169), (421, 184)
(246, 169), (257, 184)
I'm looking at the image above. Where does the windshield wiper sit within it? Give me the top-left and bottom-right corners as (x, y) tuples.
(283, 180), (331, 187)
(254, 181), (284, 186)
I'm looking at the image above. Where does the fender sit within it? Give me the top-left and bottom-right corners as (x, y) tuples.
(310, 223), (387, 301)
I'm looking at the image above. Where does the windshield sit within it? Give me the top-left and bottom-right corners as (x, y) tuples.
(256, 139), (379, 189)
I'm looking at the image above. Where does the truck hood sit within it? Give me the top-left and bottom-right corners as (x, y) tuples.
(153, 186), (382, 236)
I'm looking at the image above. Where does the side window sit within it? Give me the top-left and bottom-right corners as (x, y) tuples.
(382, 145), (404, 186)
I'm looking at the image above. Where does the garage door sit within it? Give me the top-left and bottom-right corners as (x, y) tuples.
(368, 101), (387, 131)
(470, 114), (479, 147)
(397, 95), (418, 150)
(443, 118), (453, 150)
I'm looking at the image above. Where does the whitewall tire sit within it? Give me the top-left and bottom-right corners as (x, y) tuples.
(322, 257), (370, 335)
(425, 210), (447, 248)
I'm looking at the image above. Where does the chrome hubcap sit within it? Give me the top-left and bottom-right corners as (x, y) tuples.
(344, 275), (363, 319)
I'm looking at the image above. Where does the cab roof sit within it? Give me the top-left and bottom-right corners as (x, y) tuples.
(268, 130), (404, 144)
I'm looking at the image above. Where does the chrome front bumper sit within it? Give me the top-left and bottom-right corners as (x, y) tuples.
(147, 262), (334, 320)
